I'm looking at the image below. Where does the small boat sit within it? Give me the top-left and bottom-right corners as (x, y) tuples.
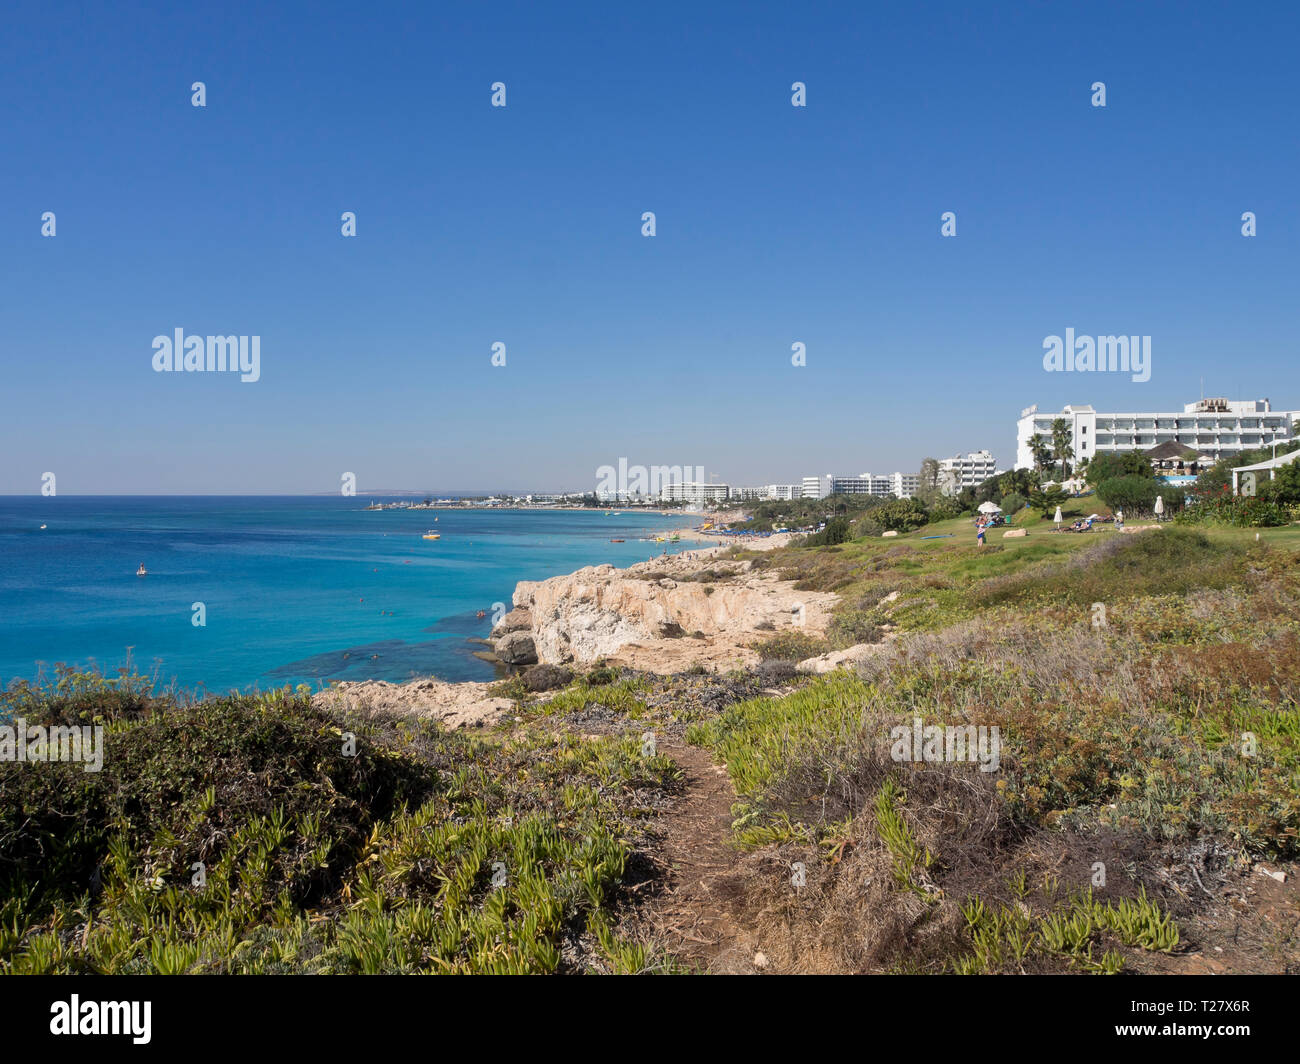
(136, 564), (148, 577)
(422, 531), (441, 540)
(476, 609), (486, 618)
(610, 538), (625, 543)
(39, 524), (46, 530)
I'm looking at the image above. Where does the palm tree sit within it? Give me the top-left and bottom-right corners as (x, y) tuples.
(1051, 418), (1075, 481)
(1029, 436), (1053, 477)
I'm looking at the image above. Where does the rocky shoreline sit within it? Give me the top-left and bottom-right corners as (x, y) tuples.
(312, 532), (835, 728)
(480, 535), (818, 672)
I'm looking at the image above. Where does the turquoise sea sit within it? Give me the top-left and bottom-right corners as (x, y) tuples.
(0, 497), (700, 694)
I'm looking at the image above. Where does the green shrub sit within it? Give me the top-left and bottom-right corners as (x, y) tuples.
(805, 517), (851, 547)
(0, 669), (677, 975)
(1097, 476), (1184, 515)
(747, 629), (830, 662)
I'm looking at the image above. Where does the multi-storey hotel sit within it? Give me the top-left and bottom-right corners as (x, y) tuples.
(1015, 399), (1300, 470)
(659, 481), (730, 505)
(808, 472), (922, 499)
(937, 451), (999, 495)
(889, 472), (920, 499)
(802, 475), (829, 499)
(730, 484), (801, 502)
(827, 474), (891, 496)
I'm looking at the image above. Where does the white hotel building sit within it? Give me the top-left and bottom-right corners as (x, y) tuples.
(659, 482), (730, 506)
(889, 472), (920, 498)
(732, 484), (801, 502)
(1015, 398), (1300, 470)
(802, 475), (829, 499)
(806, 473), (922, 499)
(828, 474), (891, 496)
(937, 451), (999, 495)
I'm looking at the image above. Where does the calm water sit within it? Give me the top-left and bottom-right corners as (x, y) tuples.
(0, 497), (698, 693)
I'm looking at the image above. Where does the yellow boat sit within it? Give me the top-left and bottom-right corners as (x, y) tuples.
(422, 531), (441, 540)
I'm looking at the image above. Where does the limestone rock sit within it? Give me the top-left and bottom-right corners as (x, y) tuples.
(508, 552), (836, 670)
(796, 641), (888, 675)
(314, 679), (511, 730)
(489, 607), (532, 640)
(495, 630), (538, 665)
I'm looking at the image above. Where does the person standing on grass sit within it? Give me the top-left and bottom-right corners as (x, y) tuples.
(977, 519), (986, 547)
(1115, 507), (1124, 530)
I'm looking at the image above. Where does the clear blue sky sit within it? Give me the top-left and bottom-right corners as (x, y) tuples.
(3, 0), (1297, 494)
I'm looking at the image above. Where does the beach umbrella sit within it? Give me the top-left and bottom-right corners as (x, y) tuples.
(1053, 505), (1063, 528)
(1154, 495), (1164, 517)
(978, 501), (1001, 514)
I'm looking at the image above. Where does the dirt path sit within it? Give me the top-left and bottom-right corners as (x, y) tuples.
(642, 737), (760, 973)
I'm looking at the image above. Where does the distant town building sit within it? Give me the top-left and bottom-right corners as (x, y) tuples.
(938, 450), (998, 495)
(890, 472), (920, 499)
(724, 484), (801, 502)
(801, 475), (829, 499)
(828, 474), (884, 496)
(1016, 399), (1300, 470)
(800, 472), (924, 499)
(659, 482), (730, 505)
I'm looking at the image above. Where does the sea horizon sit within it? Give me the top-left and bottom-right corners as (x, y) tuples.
(0, 496), (701, 694)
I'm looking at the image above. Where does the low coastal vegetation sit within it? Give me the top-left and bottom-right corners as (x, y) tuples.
(4, 503), (1298, 974)
(0, 671), (680, 974)
(682, 522), (1298, 972)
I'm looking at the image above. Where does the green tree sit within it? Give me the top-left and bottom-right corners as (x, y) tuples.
(1258, 459), (1300, 507)
(1086, 451), (1157, 485)
(1029, 436), (1053, 478)
(1000, 492), (1028, 514)
(874, 497), (929, 532)
(916, 458), (941, 504)
(1030, 484), (1068, 519)
(1050, 419), (1074, 481)
(1097, 476), (1185, 516)
(806, 516), (852, 546)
